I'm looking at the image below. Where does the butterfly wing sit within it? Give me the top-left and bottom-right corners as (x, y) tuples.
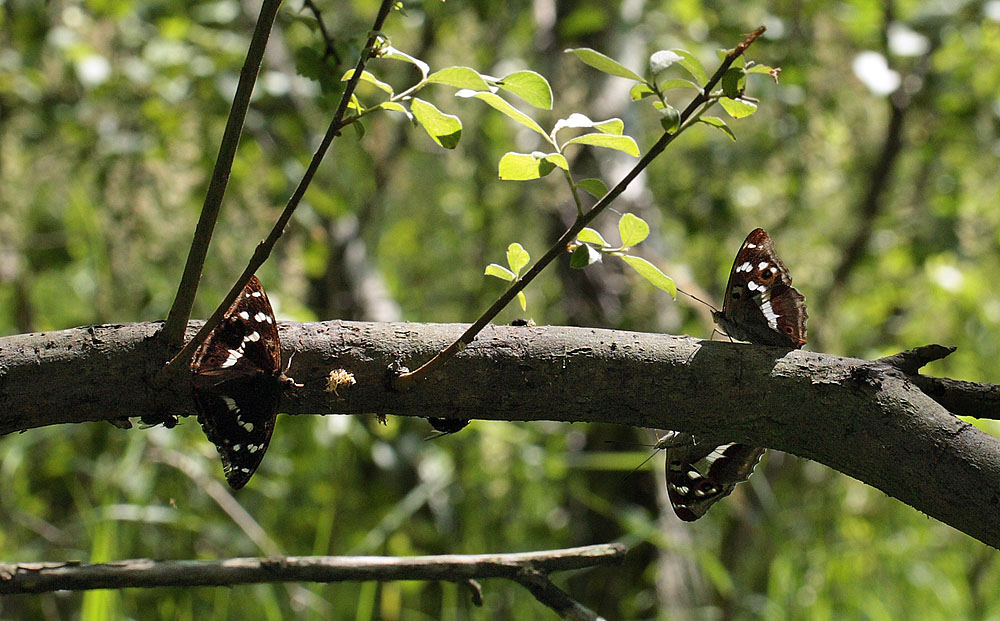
(712, 228), (807, 348)
(666, 440), (765, 521)
(193, 375), (282, 489)
(190, 275), (285, 489)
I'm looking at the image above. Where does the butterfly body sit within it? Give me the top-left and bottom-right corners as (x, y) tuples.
(667, 228), (807, 520)
(190, 276), (295, 489)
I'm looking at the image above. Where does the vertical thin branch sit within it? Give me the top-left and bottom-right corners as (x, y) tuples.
(162, 0), (397, 374)
(161, 0), (283, 347)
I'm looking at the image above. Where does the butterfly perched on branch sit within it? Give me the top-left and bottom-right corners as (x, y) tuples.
(190, 275), (298, 489)
(666, 228), (807, 520)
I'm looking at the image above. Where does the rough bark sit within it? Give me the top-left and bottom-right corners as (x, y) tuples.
(1, 320), (998, 548)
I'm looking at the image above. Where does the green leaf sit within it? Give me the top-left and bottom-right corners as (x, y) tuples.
(485, 264), (515, 281)
(507, 242), (530, 275)
(498, 152), (566, 180)
(562, 133), (640, 157)
(618, 213), (649, 247)
(670, 48), (707, 85)
(516, 291), (528, 312)
(564, 47), (644, 81)
(576, 178), (609, 199)
(379, 101), (413, 120)
(577, 227), (609, 247)
(719, 97), (757, 119)
(747, 64), (781, 83)
(410, 97), (462, 149)
(721, 67), (746, 98)
(659, 105), (680, 133)
(428, 66), (491, 90)
(455, 91), (548, 139)
(382, 45), (429, 79)
(497, 70), (553, 109)
(552, 114), (624, 136)
(699, 116), (736, 141)
(341, 69), (394, 95)
(570, 244), (603, 268)
(630, 83), (655, 100)
(659, 78), (700, 91)
(621, 255), (677, 297)
(649, 50), (683, 75)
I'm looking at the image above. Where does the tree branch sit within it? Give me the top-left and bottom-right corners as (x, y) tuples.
(2, 321), (1000, 548)
(0, 544), (626, 598)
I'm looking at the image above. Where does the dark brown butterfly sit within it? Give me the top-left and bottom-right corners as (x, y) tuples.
(190, 276), (296, 489)
(666, 228), (807, 520)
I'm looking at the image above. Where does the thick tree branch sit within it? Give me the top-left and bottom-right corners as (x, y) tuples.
(1, 321), (999, 548)
(0, 544), (626, 599)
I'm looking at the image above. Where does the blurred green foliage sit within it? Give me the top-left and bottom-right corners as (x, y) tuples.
(2, 0), (1000, 619)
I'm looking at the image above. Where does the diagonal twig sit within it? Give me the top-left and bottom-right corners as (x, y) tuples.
(161, 0), (283, 348)
(393, 26), (767, 391)
(160, 0), (396, 376)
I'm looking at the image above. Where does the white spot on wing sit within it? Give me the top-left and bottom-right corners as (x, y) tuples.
(242, 421), (254, 432)
(251, 291), (262, 298)
(737, 261), (753, 273)
(221, 348), (243, 368)
(760, 299), (779, 329)
(254, 312), (268, 323)
(238, 311), (250, 320)
(244, 331), (260, 343)
(758, 261), (770, 270)
(745, 243), (757, 249)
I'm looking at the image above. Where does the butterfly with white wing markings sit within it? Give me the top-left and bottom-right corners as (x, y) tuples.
(190, 275), (297, 489)
(666, 228), (807, 521)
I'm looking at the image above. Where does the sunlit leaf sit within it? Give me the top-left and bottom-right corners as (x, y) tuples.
(699, 116), (736, 141)
(649, 50), (682, 75)
(618, 213), (649, 247)
(498, 152), (565, 180)
(455, 91), (548, 139)
(621, 255), (677, 297)
(562, 133), (639, 156)
(659, 78), (700, 91)
(516, 291), (528, 311)
(428, 66), (490, 90)
(485, 264), (515, 281)
(497, 70), (553, 109)
(721, 67), (746, 98)
(410, 97), (462, 148)
(630, 83), (655, 100)
(507, 242), (530, 275)
(380, 101), (413, 120)
(564, 47), (644, 81)
(660, 105), (680, 133)
(719, 97), (757, 119)
(577, 227), (609, 247)
(670, 48), (707, 85)
(382, 45), (429, 79)
(341, 69), (394, 94)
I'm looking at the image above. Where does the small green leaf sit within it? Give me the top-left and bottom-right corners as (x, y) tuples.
(498, 152), (565, 180)
(719, 97), (757, 119)
(507, 242), (530, 275)
(516, 291), (528, 312)
(593, 118), (624, 135)
(380, 101), (413, 120)
(649, 50), (682, 75)
(721, 67), (746, 98)
(562, 133), (640, 157)
(485, 264), (515, 281)
(576, 178), (609, 199)
(618, 213), (649, 247)
(577, 227), (609, 247)
(552, 114), (624, 136)
(621, 255), (677, 297)
(565, 47), (644, 81)
(347, 93), (363, 113)
(670, 48), (707, 85)
(570, 244), (604, 268)
(699, 116), (736, 141)
(342, 69), (394, 94)
(410, 97), (462, 148)
(455, 91), (548, 139)
(497, 70), (553, 109)
(747, 64), (781, 83)
(630, 83), (655, 100)
(659, 105), (680, 133)
(659, 78), (700, 91)
(382, 45), (429, 79)
(428, 66), (491, 90)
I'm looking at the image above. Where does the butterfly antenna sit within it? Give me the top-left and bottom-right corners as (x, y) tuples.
(622, 448), (663, 482)
(676, 287), (719, 313)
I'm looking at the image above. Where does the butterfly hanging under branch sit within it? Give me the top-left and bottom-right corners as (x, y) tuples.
(190, 275), (298, 489)
(666, 228), (808, 521)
